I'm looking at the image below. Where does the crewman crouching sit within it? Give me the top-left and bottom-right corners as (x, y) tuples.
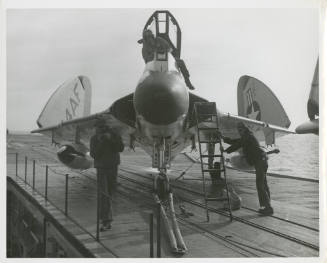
(138, 29), (195, 90)
(222, 122), (273, 215)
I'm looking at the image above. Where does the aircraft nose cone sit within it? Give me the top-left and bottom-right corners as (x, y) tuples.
(134, 73), (189, 125)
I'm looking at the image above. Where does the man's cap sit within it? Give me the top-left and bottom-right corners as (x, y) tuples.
(143, 29), (153, 38)
(138, 29), (154, 44)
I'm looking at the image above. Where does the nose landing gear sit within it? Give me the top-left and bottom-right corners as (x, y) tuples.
(152, 140), (187, 255)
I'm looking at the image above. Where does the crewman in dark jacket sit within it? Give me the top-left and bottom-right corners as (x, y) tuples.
(90, 119), (124, 230)
(222, 122), (273, 215)
(138, 29), (157, 63)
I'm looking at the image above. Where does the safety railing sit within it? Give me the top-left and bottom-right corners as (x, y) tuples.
(7, 152), (162, 257)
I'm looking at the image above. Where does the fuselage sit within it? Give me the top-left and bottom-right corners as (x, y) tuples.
(133, 53), (190, 147)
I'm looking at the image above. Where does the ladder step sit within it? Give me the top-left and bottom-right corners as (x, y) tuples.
(203, 168), (226, 173)
(199, 140), (220, 143)
(199, 120), (215, 123)
(197, 127), (219, 131)
(205, 197), (228, 202)
(182, 178), (213, 181)
(200, 154), (222, 158)
(197, 113), (217, 117)
(194, 103), (217, 115)
(195, 102), (216, 105)
(203, 169), (221, 173)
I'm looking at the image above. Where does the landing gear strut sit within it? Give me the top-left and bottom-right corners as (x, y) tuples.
(152, 140), (187, 254)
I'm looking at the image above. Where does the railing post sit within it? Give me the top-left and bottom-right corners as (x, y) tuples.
(96, 178), (100, 241)
(157, 203), (161, 258)
(24, 156), (27, 183)
(15, 153), (18, 177)
(45, 165), (48, 201)
(150, 213), (154, 258)
(32, 160), (36, 189)
(64, 174), (69, 216)
(43, 218), (47, 256)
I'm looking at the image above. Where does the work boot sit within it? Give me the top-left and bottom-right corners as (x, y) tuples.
(100, 221), (112, 231)
(258, 206), (274, 216)
(179, 205), (194, 218)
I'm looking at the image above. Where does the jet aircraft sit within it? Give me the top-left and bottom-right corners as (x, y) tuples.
(32, 10), (293, 254)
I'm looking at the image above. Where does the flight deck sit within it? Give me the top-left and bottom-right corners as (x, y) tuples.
(7, 133), (319, 258)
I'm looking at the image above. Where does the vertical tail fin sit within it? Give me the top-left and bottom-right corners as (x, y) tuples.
(237, 75), (290, 128)
(307, 59), (319, 120)
(37, 76), (92, 128)
(295, 59), (319, 135)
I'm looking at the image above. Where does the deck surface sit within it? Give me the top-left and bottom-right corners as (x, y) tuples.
(6, 134), (319, 258)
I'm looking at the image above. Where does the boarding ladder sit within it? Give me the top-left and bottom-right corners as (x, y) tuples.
(193, 102), (233, 222)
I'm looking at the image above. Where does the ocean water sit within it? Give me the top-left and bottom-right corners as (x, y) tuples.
(184, 133), (319, 180)
(267, 134), (319, 180)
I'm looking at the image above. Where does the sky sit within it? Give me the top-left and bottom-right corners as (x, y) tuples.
(6, 8), (319, 131)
